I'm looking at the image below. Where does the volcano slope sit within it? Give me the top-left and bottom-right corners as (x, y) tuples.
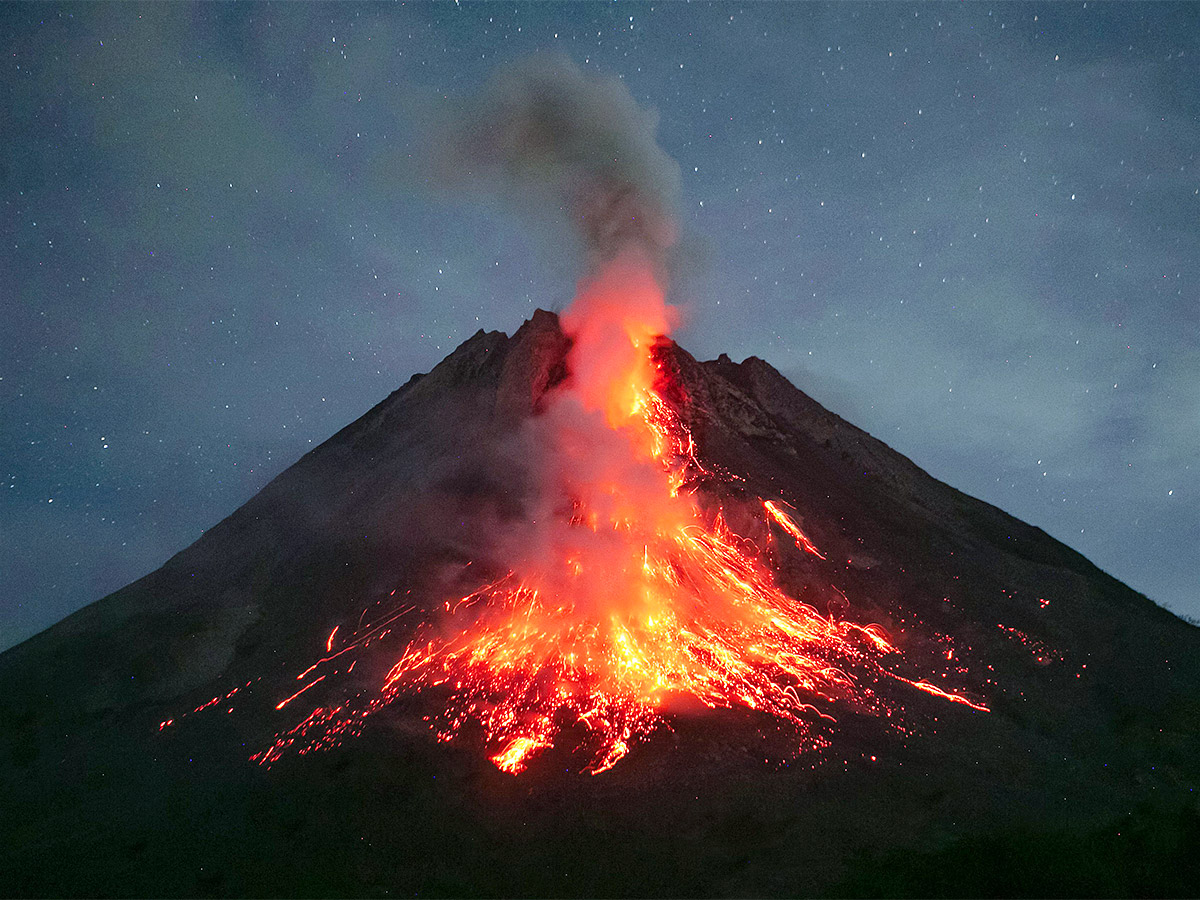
(1, 310), (1198, 898)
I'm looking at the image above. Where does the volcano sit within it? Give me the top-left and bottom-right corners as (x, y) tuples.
(2, 308), (1198, 898)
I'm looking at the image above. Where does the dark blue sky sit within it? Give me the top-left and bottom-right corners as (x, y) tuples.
(3, 2), (1197, 651)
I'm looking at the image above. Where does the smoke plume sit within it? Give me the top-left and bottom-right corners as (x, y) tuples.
(441, 53), (681, 280)
(426, 55), (691, 622)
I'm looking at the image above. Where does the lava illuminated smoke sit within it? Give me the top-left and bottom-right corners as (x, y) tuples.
(165, 57), (988, 775)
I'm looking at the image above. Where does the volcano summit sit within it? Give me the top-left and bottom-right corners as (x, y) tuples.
(2, 308), (1199, 897)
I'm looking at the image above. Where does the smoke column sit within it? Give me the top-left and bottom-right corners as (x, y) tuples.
(444, 53), (681, 280)
(442, 55), (688, 609)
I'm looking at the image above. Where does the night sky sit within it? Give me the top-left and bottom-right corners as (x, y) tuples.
(3, 2), (1197, 652)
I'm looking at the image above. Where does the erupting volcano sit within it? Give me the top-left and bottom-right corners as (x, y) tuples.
(4, 55), (1198, 899)
(155, 56), (986, 777)
(228, 247), (988, 777)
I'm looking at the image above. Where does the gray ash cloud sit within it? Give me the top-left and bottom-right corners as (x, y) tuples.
(435, 53), (680, 279)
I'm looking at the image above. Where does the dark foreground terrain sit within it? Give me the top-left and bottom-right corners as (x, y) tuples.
(2, 312), (1197, 897)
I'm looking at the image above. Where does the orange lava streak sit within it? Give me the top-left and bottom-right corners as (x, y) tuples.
(892, 675), (990, 712)
(491, 736), (553, 775)
(275, 675), (326, 710)
(763, 500), (827, 559)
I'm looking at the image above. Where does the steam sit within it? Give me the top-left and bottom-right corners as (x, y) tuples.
(441, 53), (681, 279)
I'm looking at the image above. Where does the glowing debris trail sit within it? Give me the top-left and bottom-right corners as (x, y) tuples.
(276, 675), (326, 711)
(891, 675), (991, 713)
(764, 500), (827, 560)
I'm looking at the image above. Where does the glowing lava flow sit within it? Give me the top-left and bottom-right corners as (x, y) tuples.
(236, 252), (988, 775)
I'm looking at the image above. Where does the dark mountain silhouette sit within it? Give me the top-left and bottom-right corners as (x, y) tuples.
(2, 310), (1197, 898)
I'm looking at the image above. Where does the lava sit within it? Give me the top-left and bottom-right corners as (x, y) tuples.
(225, 249), (989, 775)
(763, 500), (827, 560)
(275, 675), (326, 711)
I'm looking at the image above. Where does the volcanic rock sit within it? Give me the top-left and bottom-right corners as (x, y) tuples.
(1, 311), (1198, 898)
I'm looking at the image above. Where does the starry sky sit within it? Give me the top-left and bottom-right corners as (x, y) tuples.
(3, 2), (1197, 652)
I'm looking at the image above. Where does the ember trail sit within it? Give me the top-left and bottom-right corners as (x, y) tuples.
(243, 251), (988, 775)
